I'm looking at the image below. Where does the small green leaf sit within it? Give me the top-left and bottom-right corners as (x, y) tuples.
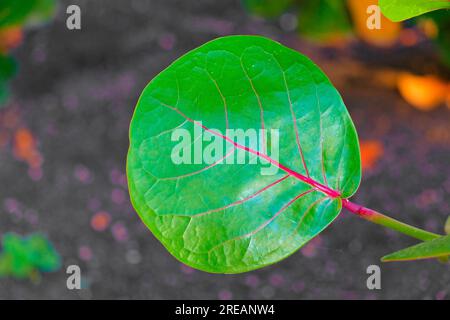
(445, 216), (450, 235)
(23, 0), (57, 28)
(297, 0), (352, 41)
(381, 234), (450, 262)
(0, 233), (61, 279)
(379, 0), (450, 22)
(242, 0), (294, 18)
(0, 55), (17, 108)
(127, 36), (361, 273)
(0, 55), (17, 80)
(0, 0), (56, 28)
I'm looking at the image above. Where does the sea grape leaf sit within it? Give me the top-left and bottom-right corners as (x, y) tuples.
(379, 0), (450, 22)
(297, 0), (352, 42)
(242, 0), (294, 18)
(381, 235), (450, 262)
(127, 35), (361, 273)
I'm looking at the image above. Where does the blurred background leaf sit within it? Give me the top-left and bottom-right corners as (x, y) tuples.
(379, 0), (450, 22)
(0, 233), (61, 280)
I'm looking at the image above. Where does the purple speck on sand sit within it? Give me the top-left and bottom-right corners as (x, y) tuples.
(63, 94), (79, 110)
(436, 290), (447, 300)
(291, 281), (305, 293)
(87, 198), (101, 211)
(325, 261), (336, 275)
(110, 169), (127, 187)
(32, 47), (46, 63)
(111, 188), (126, 205)
(4, 198), (20, 214)
(79, 246), (93, 262)
(112, 222), (129, 242)
(24, 210), (39, 225)
(158, 33), (176, 51)
(28, 167), (43, 181)
(74, 165), (92, 184)
(414, 189), (441, 209)
(244, 275), (260, 288)
(218, 289), (232, 300)
(180, 264), (195, 275)
(269, 273), (285, 287)
(117, 73), (135, 95)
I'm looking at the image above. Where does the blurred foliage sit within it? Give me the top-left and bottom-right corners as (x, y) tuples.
(0, 0), (56, 28)
(424, 11), (450, 68)
(379, 0), (450, 22)
(0, 233), (61, 280)
(242, 0), (450, 66)
(0, 0), (56, 108)
(297, 0), (351, 42)
(0, 55), (17, 105)
(243, 0), (450, 111)
(243, 0), (293, 18)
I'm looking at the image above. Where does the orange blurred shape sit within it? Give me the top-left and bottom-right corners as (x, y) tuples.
(418, 19), (438, 39)
(13, 128), (42, 168)
(360, 140), (383, 171)
(0, 26), (23, 54)
(347, 0), (401, 47)
(397, 73), (449, 111)
(91, 211), (111, 232)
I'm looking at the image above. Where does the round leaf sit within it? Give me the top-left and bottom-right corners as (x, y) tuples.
(127, 36), (361, 273)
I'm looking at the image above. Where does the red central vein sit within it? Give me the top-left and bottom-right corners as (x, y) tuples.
(160, 102), (341, 199)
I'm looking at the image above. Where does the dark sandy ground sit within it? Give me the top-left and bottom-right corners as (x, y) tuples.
(0, 0), (449, 299)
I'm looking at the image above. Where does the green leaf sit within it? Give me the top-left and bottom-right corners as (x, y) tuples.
(0, 233), (61, 279)
(379, 0), (450, 22)
(0, 0), (56, 28)
(382, 235), (450, 262)
(0, 55), (17, 107)
(297, 0), (352, 42)
(242, 0), (294, 18)
(0, 0), (36, 28)
(0, 55), (17, 81)
(127, 35), (361, 273)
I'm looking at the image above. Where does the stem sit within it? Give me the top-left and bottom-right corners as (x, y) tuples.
(342, 199), (441, 242)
